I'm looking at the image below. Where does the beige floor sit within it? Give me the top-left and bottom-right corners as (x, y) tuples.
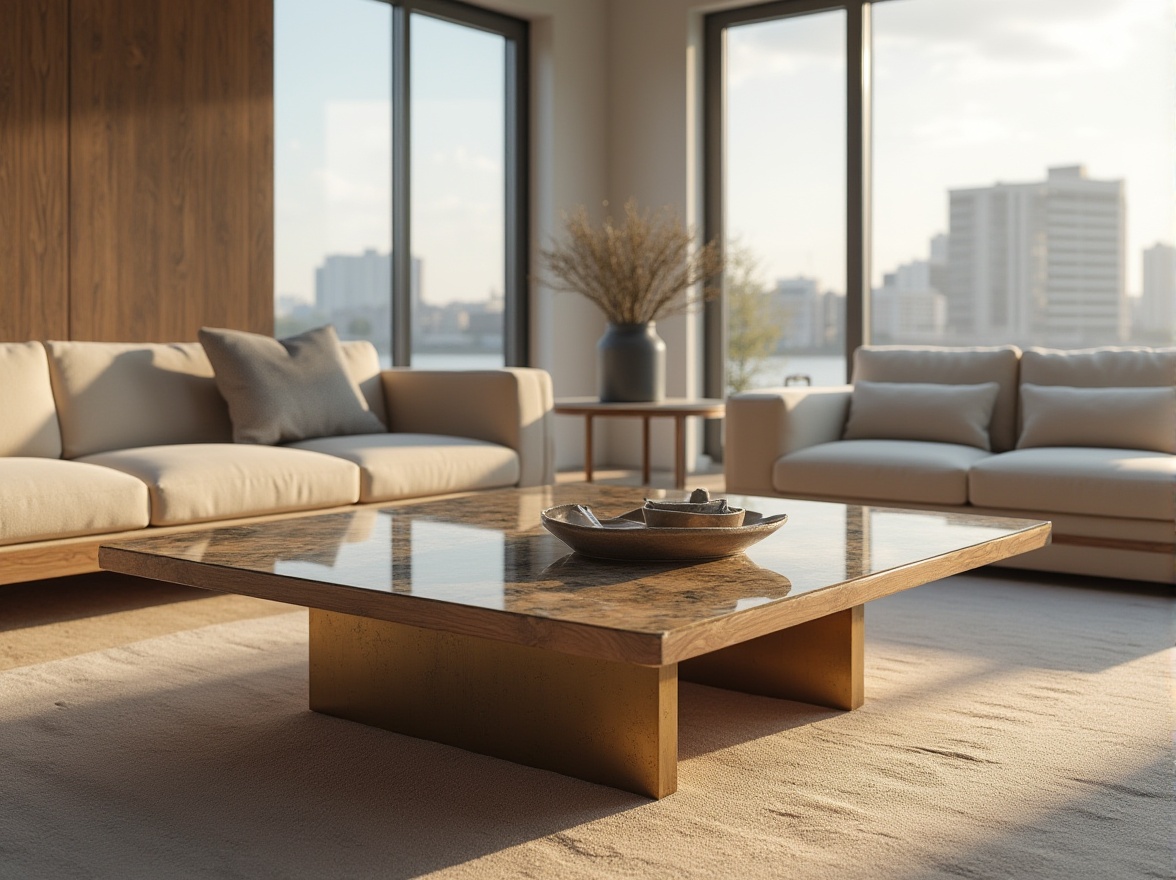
(0, 572), (289, 672)
(0, 469), (721, 671)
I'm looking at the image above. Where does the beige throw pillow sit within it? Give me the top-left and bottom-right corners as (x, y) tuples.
(199, 325), (385, 445)
(842, 381), (1001, 450)
(1017, 384), (1176, 454)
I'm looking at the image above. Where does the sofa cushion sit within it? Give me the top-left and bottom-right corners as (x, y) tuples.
(843, 381), (1000, 450)
(199, 325), (385, 445)
(773, 439), (992, 506)
(0, 458), (150, 545)
(78, 444), (360, 526)
(1021, 346), (1176, 388)
(0, 342), (62, 458)
(970, 448), (1176, 521)
(289, 433), (519, 503)
(1018, 384), (1176, 454)
(338, 340), (389, 426)
(851, 345), (1021, 452)
(45, 341), (233, 459)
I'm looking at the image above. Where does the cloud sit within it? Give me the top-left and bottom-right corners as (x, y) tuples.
(313, 168), (389, 206)
(727, 12), (845, 86)
(873, 0), (1157, 72)
(428, 146), (499, 174)
(724, 0), (1163, 85)
(909, 112), (1019, 150)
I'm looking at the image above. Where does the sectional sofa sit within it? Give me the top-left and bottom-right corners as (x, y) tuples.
(0, 336), (554, 586)
(725, 345), (1176, 584)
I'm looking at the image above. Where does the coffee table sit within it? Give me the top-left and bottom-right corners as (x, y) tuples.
(99, 485), (1050, 798)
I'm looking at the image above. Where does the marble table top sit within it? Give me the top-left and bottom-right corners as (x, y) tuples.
(100, 485), (1050, 666)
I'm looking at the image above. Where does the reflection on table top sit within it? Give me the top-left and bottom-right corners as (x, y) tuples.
(101, 484), (1050, 665)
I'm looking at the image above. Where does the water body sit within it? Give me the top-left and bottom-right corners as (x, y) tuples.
(380, 352), (850, 388)
(748, 354), (848, 388)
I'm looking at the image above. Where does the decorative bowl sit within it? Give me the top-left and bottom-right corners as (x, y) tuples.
(540, 504), (788, 561)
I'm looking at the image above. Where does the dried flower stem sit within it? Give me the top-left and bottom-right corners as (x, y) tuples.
(541, 199), (725, 324)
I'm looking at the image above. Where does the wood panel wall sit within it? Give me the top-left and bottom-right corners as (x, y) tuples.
(0, 0), (272, 345)
(71, 0), (273, 341)
(0, 0), (70, 342)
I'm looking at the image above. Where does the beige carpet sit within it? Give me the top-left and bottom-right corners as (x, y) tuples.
(0, 572), (1171, 879)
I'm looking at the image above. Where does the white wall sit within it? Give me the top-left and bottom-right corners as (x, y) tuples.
(475, 0), (610, 469)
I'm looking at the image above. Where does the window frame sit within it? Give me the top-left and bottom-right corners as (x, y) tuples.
(280, 0), (530, 367)
(395, 0), (529, 367)
(703, 0), (873, 410)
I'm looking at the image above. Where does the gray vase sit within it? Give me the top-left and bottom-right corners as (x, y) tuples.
(598, 322), (666, 402)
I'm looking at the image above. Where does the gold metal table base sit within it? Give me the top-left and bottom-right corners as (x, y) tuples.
(308, 605), (865, 799)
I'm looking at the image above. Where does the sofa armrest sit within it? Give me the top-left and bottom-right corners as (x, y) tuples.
(724, 386), (853, 494)
(380, 368), (555, 487)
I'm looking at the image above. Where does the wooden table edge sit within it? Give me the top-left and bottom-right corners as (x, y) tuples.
(100, 519), (1049, 670)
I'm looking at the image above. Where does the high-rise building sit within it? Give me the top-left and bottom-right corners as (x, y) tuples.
(872, 257), (947, 343)
(314, 249), (422, 313)
(1139, 242), (1176, 343)
(946, 166), (1125, 347)
(770, 276), (822, 350)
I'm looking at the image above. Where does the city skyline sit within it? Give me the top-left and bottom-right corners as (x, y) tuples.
(727, 0), (1172, 300)
(288, 158), (1173, 350)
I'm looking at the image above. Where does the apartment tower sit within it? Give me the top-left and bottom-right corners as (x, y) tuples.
(946, 166), (1125, 347)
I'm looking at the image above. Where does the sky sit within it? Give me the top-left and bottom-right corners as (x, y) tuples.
(276, 0), (1174, 308)
(727, 0), (1175, 296)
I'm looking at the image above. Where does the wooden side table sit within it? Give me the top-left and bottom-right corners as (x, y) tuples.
(554, 397), (726, 489)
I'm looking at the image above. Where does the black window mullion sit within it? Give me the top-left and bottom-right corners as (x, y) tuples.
(390, 2), (412, 367)
(846, 0), (872, 374)
(504, 32), (529, 366)
(702, 13), (727, 452)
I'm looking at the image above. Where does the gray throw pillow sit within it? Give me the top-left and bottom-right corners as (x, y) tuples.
(842, 380), (1001, 450)
(199, 325), (386, 445)
(1017, 384), (1176, 454)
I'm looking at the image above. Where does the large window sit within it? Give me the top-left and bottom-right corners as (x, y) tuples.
(275, 0), (528, 368)
(706, 0), (1175, 398)
(722, 9), (847, 392)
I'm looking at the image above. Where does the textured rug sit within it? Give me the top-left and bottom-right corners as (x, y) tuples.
(1, 573), (1171, 880)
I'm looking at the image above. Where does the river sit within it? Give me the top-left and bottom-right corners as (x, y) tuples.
(382, 352), (850, 388)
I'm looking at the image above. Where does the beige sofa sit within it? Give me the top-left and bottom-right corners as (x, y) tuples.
(726, 345), (1176, 584)
(0, 339), (554, 586)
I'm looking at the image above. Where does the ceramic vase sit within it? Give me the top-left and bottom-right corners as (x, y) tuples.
(597, 322), (666, 402)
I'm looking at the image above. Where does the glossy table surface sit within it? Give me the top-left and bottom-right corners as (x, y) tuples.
(100, 485), (1051, 666)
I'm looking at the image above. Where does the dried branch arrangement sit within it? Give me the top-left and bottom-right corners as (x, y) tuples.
(541, 199), (724, 325)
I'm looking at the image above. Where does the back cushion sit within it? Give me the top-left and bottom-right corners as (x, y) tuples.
(45, 341), (233, 459)
(0, 342), (63, 458)
(1017, 384), (1176, 454)
(1020, 346), (1176, 388)
(338, 339), (389, 425)
(851, 345), (1022, 452)
(842, 381), (1001, 450)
